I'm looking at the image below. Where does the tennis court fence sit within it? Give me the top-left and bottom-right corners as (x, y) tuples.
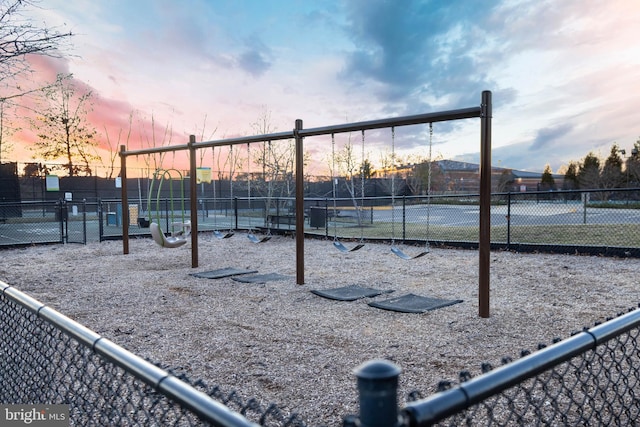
(1, 188), (640, 258)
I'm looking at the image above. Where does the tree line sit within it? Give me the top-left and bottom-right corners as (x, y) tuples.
(559, 143), (640, 191)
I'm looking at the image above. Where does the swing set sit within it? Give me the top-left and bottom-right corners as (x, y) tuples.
(119, 91), (493, 317)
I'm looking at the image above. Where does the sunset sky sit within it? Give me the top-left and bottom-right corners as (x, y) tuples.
(6, 0), (640, 176)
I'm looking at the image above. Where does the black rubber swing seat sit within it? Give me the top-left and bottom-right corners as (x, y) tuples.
(247, 233), (271, 244)
(391, 246), (429, 260)
(213, 230), (234, 239)
(333, 241), (365, 253)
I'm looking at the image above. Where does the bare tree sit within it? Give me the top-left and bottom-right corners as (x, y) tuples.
(1, 0), (73, 82)
(333, 132), (367, 225)
(402, 153), (444, 195)
(250, 107), (276, 179)
(136, 113), (177, 173)
(0, 100), (17, 162)
(496, 168), (515, 193)
(101, 112), (134, 179)
(0, 0), (73, 160)
(374, 149), (400, 197)
(30, 73), (99, 176)
(377, 149), (394, 179)
(249, 108), (301, 214)
(195, 114), (217, 168)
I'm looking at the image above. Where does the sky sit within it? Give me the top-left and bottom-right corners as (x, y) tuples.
(6, 0), (640, 176)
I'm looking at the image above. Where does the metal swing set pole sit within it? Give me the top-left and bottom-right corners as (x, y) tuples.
(479, 90), (492, 318)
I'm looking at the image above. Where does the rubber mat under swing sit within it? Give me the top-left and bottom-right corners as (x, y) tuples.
(368, 293), (463, 314)
(189, 268), (259, 279)
(231, 273), (291, 284)
(311, 285), (394, 302)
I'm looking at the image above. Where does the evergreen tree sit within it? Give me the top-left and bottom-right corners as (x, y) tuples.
(360, 158), (373, 180)
(601, 144), (624, 189)
(577, 152), (601, 190)
(626, 138), (640, 187)
(539, 164), (556, 190)
(562, 161), (579, 190)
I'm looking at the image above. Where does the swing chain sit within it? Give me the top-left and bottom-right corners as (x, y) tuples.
(390, 127), (396, 244)
(331, 133), (339, 242)
(426, 123), (433, 250)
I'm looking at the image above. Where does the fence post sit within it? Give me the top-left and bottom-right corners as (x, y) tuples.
(56, 199), (61, 243)
(507, 192), (511, 249)
(325, 198), (329, 238)
(353, 360), (401, 427)
(402, 196), (406, 241)
(82, 199), (87, 245)
(98, 199), (104, 242)
(582, 192), (588, 225)
(234, 197), (239, 230)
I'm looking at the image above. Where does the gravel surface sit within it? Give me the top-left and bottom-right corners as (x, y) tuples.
(1, 235), (638, 425)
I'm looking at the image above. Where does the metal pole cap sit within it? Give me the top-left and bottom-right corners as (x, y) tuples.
(354, 359), (401, 381)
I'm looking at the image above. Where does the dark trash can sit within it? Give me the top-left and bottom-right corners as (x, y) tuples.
(309, 206), (326, 228)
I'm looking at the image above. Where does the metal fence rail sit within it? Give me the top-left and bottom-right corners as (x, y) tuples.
(344, 307), (640, 426)
(403, 306), (640, 426)
(0, 280), (268, 427)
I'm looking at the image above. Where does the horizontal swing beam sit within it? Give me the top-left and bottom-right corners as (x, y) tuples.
(120, 143), (190, 158)
(299, 107), (481, 137)
(118, 106), (481, 158)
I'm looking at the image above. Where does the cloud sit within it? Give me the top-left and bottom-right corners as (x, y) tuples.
(24, 55), (70, 84)
(340, 0), (497, 107)
(530, 123), (574, 151)
(238, 49), (272, 77)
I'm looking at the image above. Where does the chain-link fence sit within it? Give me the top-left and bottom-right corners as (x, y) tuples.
(306, 188), (640, 256)
(0, 281), (307, 427)
(5, 275), (640, 426)
(1, 188), (639, 257)
(395, 306), (640, 426)
(0, 200), (90, 246)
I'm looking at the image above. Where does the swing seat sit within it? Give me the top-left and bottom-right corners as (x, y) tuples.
(150, 222), (188, 248)
(391, 246), (429, 260)
(248, 233), (271, 244)
(333, 241), (365, 253)
(171, 221), (191, 237)
(213, 230), (234, 239)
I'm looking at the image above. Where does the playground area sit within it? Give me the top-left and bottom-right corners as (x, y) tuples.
(1, 235), (638, 425)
